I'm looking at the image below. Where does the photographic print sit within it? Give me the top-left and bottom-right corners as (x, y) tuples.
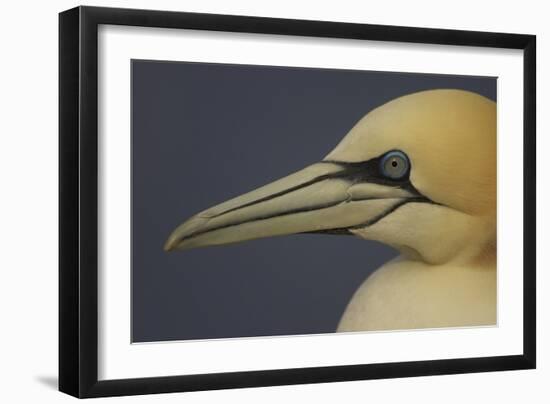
(131, 60), (497, 342)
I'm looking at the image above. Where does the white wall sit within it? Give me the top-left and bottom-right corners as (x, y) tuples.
(0, 0), (546, 402)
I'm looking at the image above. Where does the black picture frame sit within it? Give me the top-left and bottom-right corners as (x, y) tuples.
(59, 5), (536, 398)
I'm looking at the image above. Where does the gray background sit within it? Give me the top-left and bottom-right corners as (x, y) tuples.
(131, 60), (496, 342)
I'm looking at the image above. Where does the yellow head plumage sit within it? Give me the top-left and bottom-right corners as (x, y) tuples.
(328, 89), (496, 216)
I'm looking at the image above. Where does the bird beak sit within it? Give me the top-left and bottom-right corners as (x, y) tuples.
(164, 161), (419, 251)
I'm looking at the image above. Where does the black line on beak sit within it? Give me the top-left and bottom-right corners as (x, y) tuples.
(174, 195), (396, 245)
(306, 196), (434, 236)
(208, 156), (422, 219)
(208, 170), (341, 218)
(172, 155), (437, 246)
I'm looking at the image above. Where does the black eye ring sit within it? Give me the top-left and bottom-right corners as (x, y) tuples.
(380, 150), (410, 180)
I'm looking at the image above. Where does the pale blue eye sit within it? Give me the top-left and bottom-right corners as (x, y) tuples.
(380, 151), (410, 180)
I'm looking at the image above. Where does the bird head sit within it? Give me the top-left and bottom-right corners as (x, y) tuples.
(164, 89), (496, 265)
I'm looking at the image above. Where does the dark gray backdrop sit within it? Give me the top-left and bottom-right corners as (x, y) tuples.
(131, 60), (496, 342)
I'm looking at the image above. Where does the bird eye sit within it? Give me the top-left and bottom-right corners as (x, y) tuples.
(380, 150), (410, 180)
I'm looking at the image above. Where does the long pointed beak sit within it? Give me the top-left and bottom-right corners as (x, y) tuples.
(164, 161), (418, 251)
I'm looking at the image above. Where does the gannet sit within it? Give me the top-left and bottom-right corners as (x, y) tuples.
(164, 89), (496, 332)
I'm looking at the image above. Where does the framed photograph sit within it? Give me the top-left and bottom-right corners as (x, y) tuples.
(59, 6), (536, 398)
